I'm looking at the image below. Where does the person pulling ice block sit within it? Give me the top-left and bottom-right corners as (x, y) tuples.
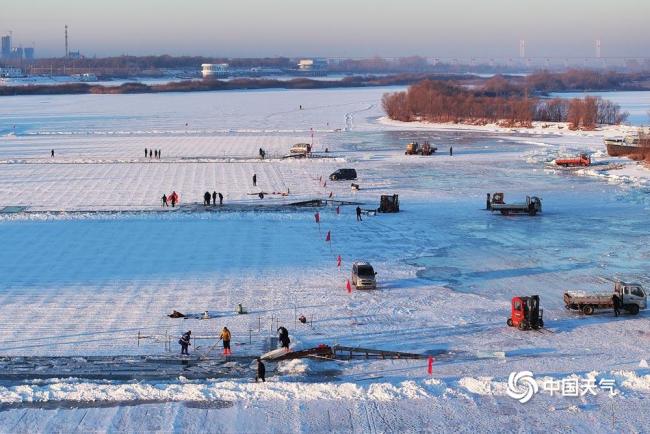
(179, 330), (191, 355)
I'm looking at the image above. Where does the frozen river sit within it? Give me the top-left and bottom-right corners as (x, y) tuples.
(1, 87), (650, 432)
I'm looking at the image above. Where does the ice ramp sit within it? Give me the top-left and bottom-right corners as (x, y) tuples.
(262, 345), (426, 362)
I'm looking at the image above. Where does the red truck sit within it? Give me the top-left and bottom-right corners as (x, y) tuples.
(555, 153), (591, 167)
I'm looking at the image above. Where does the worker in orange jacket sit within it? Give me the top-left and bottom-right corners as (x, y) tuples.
(220, 327), (232, 355)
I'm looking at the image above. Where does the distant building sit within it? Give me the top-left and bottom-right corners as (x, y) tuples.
(297, 58), (327, 71)
(24, 47), (34, 60)
(68, 50), (82, 59)
(1, 35), (11, 59)
(295, 58), (327, 76)
(0, 67), (23, 78)
(11, 47), (23, 60)
(201, 63), (229, 78)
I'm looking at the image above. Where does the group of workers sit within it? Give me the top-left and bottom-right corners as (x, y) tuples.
(161, 191), (179, 207)
(145, 148), (162, 159)
(203, 191), (224, 206)
(178, 323), (299, 382)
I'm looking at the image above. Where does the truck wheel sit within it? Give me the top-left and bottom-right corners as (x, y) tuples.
(518, 320), (528, 330)
(538, 319), (544, 328)
(529, 210), (536, 216)
(582, 305), (594, 315)
(628, 305), (640, 315)
(507, 318), (513, 327)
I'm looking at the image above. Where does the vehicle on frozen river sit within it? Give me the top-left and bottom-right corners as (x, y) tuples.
(564, 281), (647, 315)
(488, 192), (542, 216)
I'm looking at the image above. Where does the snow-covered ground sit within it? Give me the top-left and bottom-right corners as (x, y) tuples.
(1, 87), (650, 432)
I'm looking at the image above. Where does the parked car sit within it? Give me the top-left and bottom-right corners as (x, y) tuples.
(329, 168), (357, 181)
(352, 261), (377, 289)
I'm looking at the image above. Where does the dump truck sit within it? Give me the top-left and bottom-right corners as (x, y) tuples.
(507, 295), (544, 330)
(488, 193), (542, 216)
(405, 141), (437, 156)
(564, 281), (647, 315)
(555, 153), (591, 167)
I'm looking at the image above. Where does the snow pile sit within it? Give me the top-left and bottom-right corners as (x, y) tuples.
(617, 371), (650, 393)
(458, 377), (495, 396)
(277, 359), (310, 376)
(3, 370), (649, 406)
(0, 378), (439, 405)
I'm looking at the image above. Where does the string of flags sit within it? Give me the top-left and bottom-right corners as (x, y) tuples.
(313, 174), (350, 293)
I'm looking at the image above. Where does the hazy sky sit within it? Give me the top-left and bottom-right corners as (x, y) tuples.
(2, 0), (649, 58)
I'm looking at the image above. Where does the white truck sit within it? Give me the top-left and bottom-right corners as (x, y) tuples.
(564, 282), (647, 315)
(488, 193), (542, 216)
(290, 143), (312, 155)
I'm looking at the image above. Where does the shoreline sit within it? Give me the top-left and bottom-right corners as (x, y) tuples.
(0, 73), (465, 97)
(377, 116), (640, 138)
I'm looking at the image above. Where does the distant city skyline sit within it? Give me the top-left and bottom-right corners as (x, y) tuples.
(2, 0), (649, 59)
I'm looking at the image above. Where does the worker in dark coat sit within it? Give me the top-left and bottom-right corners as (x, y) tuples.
(162, 194), (168, 207)
(277, 326), (290, 350)
(256, 358), (266, 382)
(204, 191), (211, 206)
(612, 294), (621, 317)
(218, 192), (223, 205)
(179, 330), (191, 355)
(145, 148), (148, 158)
(449, 146), (453, 156)
(253, 174), (257, 186)
(212, 191), (217, 205)
(356, 206), (362, 221)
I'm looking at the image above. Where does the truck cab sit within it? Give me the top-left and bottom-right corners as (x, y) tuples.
(615, 281), (647, 314)
(352, 261), (377, 289)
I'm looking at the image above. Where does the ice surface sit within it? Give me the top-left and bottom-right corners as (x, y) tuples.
(1, 87), (650, 432)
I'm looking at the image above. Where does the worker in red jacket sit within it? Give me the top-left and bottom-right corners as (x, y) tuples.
(170, 191), (179, 207)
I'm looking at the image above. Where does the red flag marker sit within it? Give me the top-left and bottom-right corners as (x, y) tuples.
(325, 230), (331, 242)
(323, 181), (327, 188)
(329, 192), (333, 198)
(336, 206), (340, 215)
(427, 356), (434, 375)
(337, 255), (342, 268)
(314, 212), (320, 223)
(346, 279), (352, 292)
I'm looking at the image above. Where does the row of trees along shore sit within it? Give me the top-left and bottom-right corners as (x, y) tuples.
(382, 77), (629, 130)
